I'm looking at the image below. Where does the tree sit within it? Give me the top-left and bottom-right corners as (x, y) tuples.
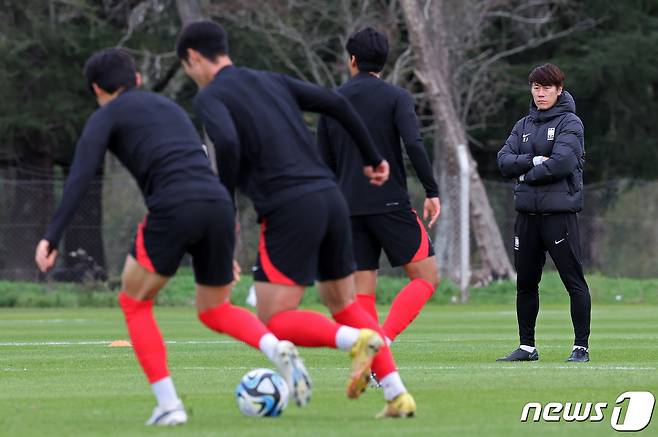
(0, 1), (116, 280)
(400, 0), (595, 284)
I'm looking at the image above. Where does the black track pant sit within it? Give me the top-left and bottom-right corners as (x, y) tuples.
(514, 212), (591, 348)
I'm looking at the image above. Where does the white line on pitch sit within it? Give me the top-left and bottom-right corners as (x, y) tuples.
(0, 340), (236, 346)
(176, 365), (656, 372)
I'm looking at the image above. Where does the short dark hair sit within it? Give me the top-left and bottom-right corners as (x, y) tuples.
(84, 48), (137, 94)
(528, 63), (565, 87)
(176, 20), (229, 62)
(346, 27), (389, 73)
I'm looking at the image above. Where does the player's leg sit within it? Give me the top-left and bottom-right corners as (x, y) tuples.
(318, 189), (415, 417)
(543, 213), (591, 362)
(252, 192), (379, 403)
(354, 270), (378, 319)
(351, 217), (381, 321)
(188, 200), (312, 406)
(253, 192), (360, 352)
(374, 209), (439, 343)
(497, 213), (545, 361)
(119, 254), (187, 426)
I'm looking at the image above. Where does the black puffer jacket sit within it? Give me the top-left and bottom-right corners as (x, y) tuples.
(497, 91), (585, 213)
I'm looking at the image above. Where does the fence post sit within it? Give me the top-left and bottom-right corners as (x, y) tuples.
(456, 144), (470, 302)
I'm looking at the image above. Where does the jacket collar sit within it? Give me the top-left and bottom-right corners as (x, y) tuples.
(529, 91), (576, 123)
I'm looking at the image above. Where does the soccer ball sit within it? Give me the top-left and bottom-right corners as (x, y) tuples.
(235, 368), (289, 417)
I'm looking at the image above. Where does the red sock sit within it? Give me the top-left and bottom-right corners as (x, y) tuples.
(332, 301), (397, 379)
(356, 293), (378, 322)
(118, 292), (169, 383)
(198, 302), (270, 349)
(383, 278), (435, 341)
(267, 310), (340, 348)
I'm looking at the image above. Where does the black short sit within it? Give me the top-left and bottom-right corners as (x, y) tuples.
(253, 187), (355, 286)
(351, 208), (434, 270)
(130, 199), (235, 286)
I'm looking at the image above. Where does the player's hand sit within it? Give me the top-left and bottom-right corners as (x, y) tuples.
(35, 239), (58, 273)
(232, 259), (241, 283)
(424, 197), (441, 228)
(363, 160), (390, 186)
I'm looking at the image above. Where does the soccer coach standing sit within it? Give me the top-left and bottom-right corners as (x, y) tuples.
(496, 64), (591, 363)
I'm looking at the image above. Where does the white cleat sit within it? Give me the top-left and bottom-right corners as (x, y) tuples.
(273, 340), (312, 407)
(145, 401), (188, 426)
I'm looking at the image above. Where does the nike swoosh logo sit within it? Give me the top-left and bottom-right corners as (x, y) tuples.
(555, 238), (565, 245)
(522, 134), (531, 139)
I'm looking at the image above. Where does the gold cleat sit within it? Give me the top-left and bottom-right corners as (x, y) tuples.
(346, 329), (383, 399)
(376, 392), (417, 418)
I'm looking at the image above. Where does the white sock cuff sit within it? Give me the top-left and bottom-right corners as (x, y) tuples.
(380, 371), (406, 401)
(151, 376), (179, 407)
(519, 345), (536, 353)
(335, 326), (360, 351)
(259, 333), (279, 362)
(572, 345), (588, 352)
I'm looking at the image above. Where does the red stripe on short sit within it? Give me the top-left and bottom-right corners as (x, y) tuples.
(411, 210), (430, 263)
(136, 216), (156, 273)
(258, 221), (296, 285)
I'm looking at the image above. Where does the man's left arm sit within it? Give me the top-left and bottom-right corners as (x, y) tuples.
(523, 117), (584, 185)
(395, 90), (439, 198)
(395, 90), (440, 226)
(281, 75), (384, 170)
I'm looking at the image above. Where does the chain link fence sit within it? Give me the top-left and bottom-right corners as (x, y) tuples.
(0, 160), (656, 282)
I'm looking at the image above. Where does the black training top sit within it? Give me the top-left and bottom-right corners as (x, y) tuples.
(193, 65), (382, 218)
(317, 73), (438, 216)
(44, 89), (230, 248)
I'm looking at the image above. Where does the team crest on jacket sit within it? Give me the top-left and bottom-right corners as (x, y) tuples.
(547, 128), (555, 141)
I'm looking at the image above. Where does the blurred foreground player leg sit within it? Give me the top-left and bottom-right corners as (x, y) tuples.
(317, 28), (440, 350)
(177, 20), (415, 417)
(34, 48), (308, 425)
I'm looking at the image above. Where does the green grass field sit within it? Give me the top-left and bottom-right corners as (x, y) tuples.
(1, 304), (656, 436)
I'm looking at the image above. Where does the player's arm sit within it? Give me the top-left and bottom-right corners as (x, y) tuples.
(497, 120), (534, 179)
(523, 117), (583, 185)
(193, 92), (241, 202)
(280, 74), (388, 185)
(395, 90), (440, 226)
(316, 115), (337, 173)
(36, 111), (111, 272)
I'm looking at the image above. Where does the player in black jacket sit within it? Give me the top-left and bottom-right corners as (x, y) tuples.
(177, 21), (416, 418)
(34, 48), (311, 426)
(318, 28), (440, 351)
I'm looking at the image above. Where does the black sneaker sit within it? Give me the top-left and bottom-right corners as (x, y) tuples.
(566, 348), (589, 362)
(496, 348), (539, 361)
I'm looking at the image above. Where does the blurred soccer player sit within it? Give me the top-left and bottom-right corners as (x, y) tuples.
(317, 28), (440, 349)
(34, 48), (311, 426)
(177, 21), (416, 417)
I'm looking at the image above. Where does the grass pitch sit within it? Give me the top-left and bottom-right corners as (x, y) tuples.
(1, 304), (656, 436)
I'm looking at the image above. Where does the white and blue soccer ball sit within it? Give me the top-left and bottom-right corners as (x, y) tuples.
(236, 368), (289, 417)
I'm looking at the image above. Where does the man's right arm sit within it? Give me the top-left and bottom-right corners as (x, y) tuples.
(497, 120), (534, 179)
(193, 92), (241, 202)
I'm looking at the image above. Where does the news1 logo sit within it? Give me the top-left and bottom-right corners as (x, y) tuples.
(520, 391), (655, 432)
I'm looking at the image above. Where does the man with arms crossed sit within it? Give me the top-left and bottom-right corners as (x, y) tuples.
(497, 63), (591, 363)
(35, 48), (310, 426)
